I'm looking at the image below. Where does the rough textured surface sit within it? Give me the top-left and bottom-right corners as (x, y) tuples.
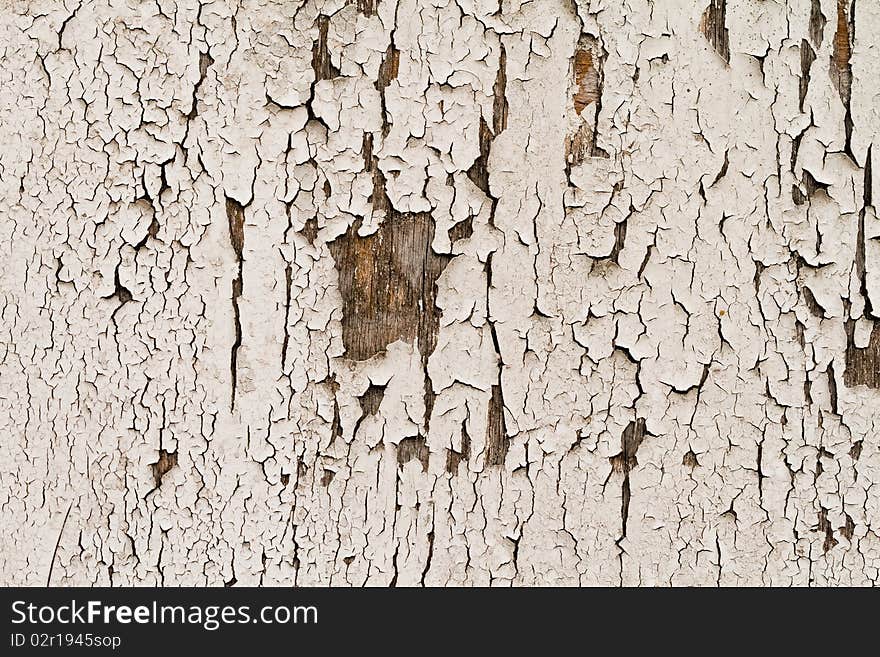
(2, 0), (880, 587)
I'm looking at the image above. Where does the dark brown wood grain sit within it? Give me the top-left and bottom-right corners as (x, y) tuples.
(700, 0), (730, 63)
(328, 212), (450, 364)
(845, 322), (880, 388)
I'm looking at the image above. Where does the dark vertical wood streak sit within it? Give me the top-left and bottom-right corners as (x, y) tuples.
(611, 418), (647, 538)
(226, 197), (245, 409)
(312, 15), (340, 83)
(817, 507), (839, 553)
(856, 144), (873, 317)
(485, 383), (508, 466)
(845, 323), (880, 388)
(376, 43), (400, 138)
(484, 251), (510, 467)
(700, 0), (730, 63)
(187, 52), (214, 121)
(799, 39), (816, 114)
(846, 145), (877, 386)
(809, 0), (827, 47)
(830, 0), (855, 159)
(492, 44), (508, 136)
(480, 56), (511, 467)
(281, 262), (293, 369)
(466, 117), (492, 196)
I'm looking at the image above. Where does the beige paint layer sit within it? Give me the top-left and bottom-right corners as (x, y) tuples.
(1, 0), (879, 586)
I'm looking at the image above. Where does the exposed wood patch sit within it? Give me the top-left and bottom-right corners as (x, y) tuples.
(312, 15), (341, 82)
(358, 383), (386, 417)
(354, 0), (378, 16)
(362, 134), (384, 215)
(566, 34), (607, 169)
(816, 507), (839, 553)
(467, 117), (493, 197)
(485, 384), (508, 466)
(857, 145), (874, 317)
(850, 440), (863, 460)
(397, 436), (429, 471)
(611, 418), (646, 474)
(801, 286), (826, 318)
(328, 213), (450, 363)
(151, 449), (178, 488)
(447, 214), (473, 242)
(445, 421), (472, 474)
(809, 0), (827, 47)
(376, 44), (400, 137)
(377, 43), (400, 88)
(799, 39), (816, 114)
(848, 147), (878, 386)
(493, 44), (508, 135)
(572, 46), (600, 114)
(607, 212), (629, 264)
(300, 217), (319, 244)
(226, 196), (245, 409)
(187, 52), (214, 121)
(700, 0), (730, 63)
(611, 418), (647, 538)
(831, 0), (852, 94)
(830, 0), (854, 157)
(844, 321), (880, 388)
(840, 513), (855, 542)
(566, 124), (597, 167)
(793, 168), (830, 206)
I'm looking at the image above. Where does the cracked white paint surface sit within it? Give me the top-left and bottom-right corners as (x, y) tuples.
(2, 0), (879, 586)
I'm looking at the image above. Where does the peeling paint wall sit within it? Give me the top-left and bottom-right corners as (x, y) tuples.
(2, 0), (880, 586)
